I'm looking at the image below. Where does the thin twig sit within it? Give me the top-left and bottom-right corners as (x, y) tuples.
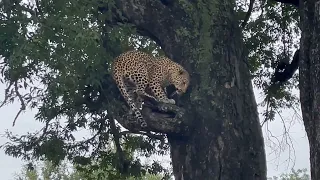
(276, 109), (296, 170)
(0, 82), (14, 108)
(12, 81), (28, 126)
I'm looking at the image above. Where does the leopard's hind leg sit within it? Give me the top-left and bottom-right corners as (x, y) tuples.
(114, 75), (147, 127)
(125, 82), (144, 112)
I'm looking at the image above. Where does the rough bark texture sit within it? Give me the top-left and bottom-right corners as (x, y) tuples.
(299, 0), (320, 179)
(105, 0), (267, 179)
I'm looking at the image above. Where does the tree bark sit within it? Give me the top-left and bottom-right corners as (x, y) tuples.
(105, 0), (267, 179)
(299, 0), (320, 179)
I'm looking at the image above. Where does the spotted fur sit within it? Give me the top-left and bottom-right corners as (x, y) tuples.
(111, 50), (190, 127)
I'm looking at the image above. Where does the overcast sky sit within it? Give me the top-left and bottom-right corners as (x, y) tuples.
(0, 82), (310, 180)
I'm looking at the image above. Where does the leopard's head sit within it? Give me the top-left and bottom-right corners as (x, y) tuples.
(170, 65), (190, 96)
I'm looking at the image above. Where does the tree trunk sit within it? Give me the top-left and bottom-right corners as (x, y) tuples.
(108, 1), (267, 179)
(299, 0), (320, 179)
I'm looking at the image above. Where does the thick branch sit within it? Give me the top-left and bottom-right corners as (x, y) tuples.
(97, 75), (189, 136)
(98, 0), (190, 59)
(241, 0), (255, 28)
(115, 97), (190, 136)
(271, 49), (300, 84)
(110, 118), (129, 173)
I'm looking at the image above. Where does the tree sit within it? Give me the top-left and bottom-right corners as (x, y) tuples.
(297, 1), (320, 179)
(116, 1), (267, 178)
(10, 0), (320, 179)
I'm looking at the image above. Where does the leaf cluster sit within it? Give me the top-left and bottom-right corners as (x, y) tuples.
(267, 168), (310, 180)
(14, 160), (167, 180)
(0, 0), (169, 178)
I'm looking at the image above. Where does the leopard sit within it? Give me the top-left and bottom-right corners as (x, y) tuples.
(111, 50), (190, 127)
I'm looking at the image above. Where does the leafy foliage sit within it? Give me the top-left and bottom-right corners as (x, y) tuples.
(267, 168), (310, 180)
(237, 0), (301, 123)
(0, 0), (169, 179)
(14, 160), (166, 180)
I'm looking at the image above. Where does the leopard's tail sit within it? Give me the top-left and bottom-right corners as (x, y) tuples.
(113, 75), (147, 127)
